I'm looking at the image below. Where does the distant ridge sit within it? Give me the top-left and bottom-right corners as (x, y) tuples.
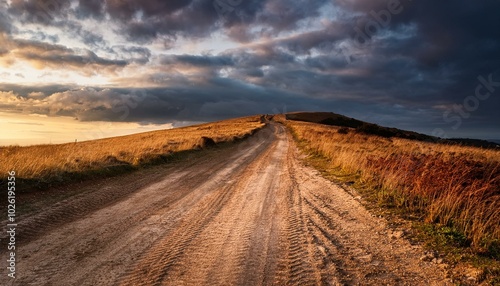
(286, 112), (436, 141)
(448, 138), (500, 149)
(286, 112), (500, 149)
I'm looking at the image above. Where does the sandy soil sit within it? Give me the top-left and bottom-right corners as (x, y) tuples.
(0, 123), (451, 285)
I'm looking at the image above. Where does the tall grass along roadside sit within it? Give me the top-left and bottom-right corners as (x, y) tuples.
(0, 116), (265, 190)
(280, 117), (500, 258)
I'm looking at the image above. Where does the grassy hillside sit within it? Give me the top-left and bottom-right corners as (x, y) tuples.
(277, 115), (500, 261)
(286, 111), (437, 141)
(448, 138), (500, 149)
(286, 111), (365, 128)
(288, 112), (500, 148)
(0, 116), (265, 190)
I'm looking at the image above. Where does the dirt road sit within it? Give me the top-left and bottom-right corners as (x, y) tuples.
(1, 123), (450, 285)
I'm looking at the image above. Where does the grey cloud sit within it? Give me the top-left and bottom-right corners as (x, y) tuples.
(76, 0), (334, 44)
(0, 83), (74, 97)
(228, 48), (296, 70)
(111, 0), (217, 43)
(125, 21), (161, 44)
(104, 0), (194, 20)
(0, 80), (334, 123)
(257, 0), (329, 32)
(10, 38), (128, 69)
(160, 54), (234, 67)
(2, 0), (500, 139)
(64, 21), (106, 47)
(76, 0), (104, 19)
(113, 45), (151, 64)
(23, 30), (60, 43)
(8, 0), (72, 24)
(244, 68), (264, 78)
(304, 55), (349, 71)
(0, 5), (12, 33)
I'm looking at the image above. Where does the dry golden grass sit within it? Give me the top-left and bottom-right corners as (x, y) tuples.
(0, 116), (265, 185)
(280, 117), (500, 256)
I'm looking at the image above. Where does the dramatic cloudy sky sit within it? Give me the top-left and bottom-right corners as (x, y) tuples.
(1, 0), (499, 145)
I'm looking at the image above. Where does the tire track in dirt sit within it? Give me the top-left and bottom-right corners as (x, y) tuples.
(1, 128), (275, 286)
(4, 144), (244, 245)
(118, 180), (236, 285)
(282, 185), (318, 285)
(3, 127), (273, 246)
(1, 122), (452, 285)
(80, 135), (272, 286)
(288, 140), (451, 285)
(119, 125), (287, 285)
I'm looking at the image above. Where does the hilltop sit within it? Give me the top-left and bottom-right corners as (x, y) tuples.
(286, 111), (499, 148)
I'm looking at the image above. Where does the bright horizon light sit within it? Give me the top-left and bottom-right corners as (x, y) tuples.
(1, 0), (499, 143)
(0, 112), (175, 146)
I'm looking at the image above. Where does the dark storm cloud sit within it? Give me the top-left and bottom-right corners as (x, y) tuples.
(76, 0), (103, 19)
(160, 54), (234, 67)
(256, 0), (329, 33)
(11, 38), (128, 68)
(2, 0), (500, 139)
(8, 0), (72, 24)
(0, 83), (75, 97)
(105, 0), (193, 19)
(3, 78), (457, 135)
(64, 21), (106, 47)
(0, 81), (336, 123)
(272, 23), (352, 56)
(228, 48), (297, 69)
(218, 0), (331, 42)
(337, 0), (500, 80)
(113, 46), (151, 64)
(391, 1), (500, 77)
(244, 68), (264, 78)
(341, 0), (500, 138)
(0, 6), (12, 33)
(78, 0), (333, 44)
(2, 28), (149, 74)
(105, 0), (217, 43)
(304, 55), (349, 71)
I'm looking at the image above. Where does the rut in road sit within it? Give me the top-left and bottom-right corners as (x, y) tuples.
(1, 123), (450, 285)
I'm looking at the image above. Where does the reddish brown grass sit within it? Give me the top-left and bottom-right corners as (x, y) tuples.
(280, 117), (500, 254)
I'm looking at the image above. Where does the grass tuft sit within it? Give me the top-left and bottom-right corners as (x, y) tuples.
(0, 116), (265, 191)
(277, 116), (500, 258)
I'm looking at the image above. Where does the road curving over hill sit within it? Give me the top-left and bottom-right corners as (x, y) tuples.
(1, 122), (450, 285)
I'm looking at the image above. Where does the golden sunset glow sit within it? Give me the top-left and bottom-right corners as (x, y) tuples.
(0, 0), (499, 145)
(0, 111), (174, 146)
